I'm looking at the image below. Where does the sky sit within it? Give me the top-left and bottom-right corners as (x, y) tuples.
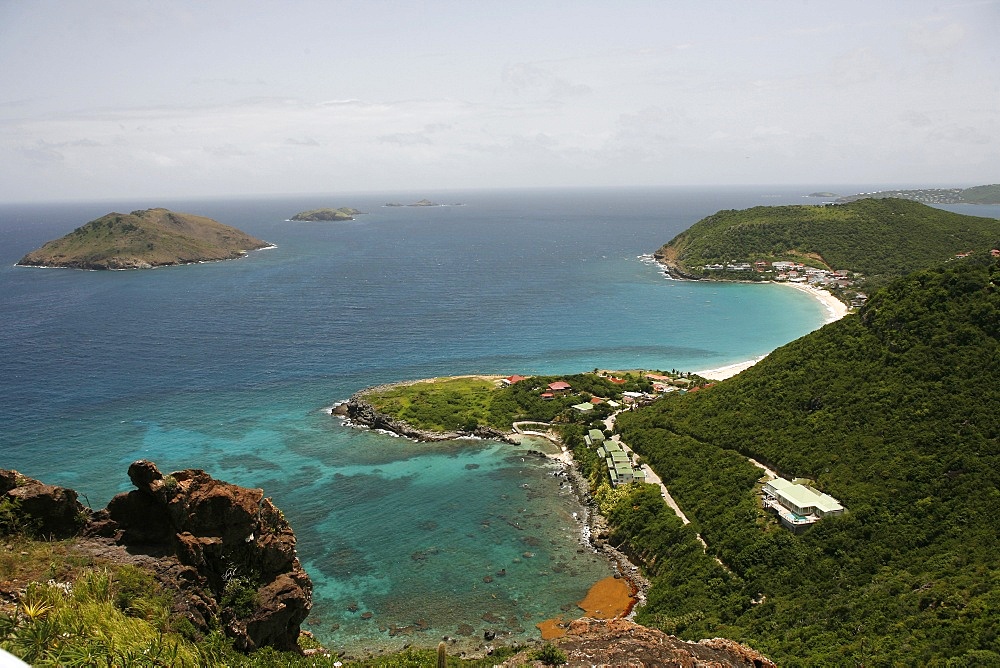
(0, 0), (998, 202)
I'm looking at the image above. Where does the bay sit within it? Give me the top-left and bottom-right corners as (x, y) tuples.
(0, 186), (837, 654)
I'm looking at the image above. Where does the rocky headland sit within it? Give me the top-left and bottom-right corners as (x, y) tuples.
(0, 461), (311, 653)
(17, 208), (272, 270)
(336, 385), (515, 443)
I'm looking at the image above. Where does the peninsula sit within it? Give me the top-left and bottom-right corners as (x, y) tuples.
(654, 197), (1000, 294)
(17, 208), (272, 270)
(288, 207), (365, 221)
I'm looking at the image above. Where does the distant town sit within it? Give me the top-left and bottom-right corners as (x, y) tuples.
(700, 260), (868, 308)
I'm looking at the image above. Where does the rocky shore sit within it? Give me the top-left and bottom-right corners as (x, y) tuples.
(334, 383), (651, 623)
(0, 461), (312, 654)
(334, 381), (515, 444)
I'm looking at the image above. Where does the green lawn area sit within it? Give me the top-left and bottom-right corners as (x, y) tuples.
(361, 377), (503, 432)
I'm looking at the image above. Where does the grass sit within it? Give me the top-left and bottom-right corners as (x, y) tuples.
(0, 535), (535, 666)
(362, 377), (502, 431)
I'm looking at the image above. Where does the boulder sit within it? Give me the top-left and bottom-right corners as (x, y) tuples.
(0, 469), (86, 538)
(104, 460), (312, 653)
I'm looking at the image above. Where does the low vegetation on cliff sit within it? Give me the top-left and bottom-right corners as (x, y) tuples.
(657, 198), (1000, 290)
(17, 208), (271, 270)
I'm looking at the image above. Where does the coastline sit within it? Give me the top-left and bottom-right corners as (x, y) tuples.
(694, 282), (848, 381)
(330, 279), (849, 645)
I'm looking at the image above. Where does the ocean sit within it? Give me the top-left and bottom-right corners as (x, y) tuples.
(0, 186), (839, 655)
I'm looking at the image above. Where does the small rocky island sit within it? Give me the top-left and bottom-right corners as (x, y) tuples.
(289, 207), (366, 221)
(384, 198), (458, 207)
(17, 208), (272, 270)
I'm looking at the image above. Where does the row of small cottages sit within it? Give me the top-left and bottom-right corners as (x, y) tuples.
(584, 429), (646, 486)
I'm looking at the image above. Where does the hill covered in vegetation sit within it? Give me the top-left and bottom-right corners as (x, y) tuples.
(656, 198), (1000, 289)
(613, 254), (1000, 665)
(289, 207), (365, 221)
(17, 208), (271, 270)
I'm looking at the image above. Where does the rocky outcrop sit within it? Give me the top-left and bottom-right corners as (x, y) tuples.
(90, 460), (312, 652)
(496, 619), (775, 667)
(343, 397), (514, 443)
(0, 469), (87, 538)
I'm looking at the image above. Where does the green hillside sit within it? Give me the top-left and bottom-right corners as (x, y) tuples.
(960, 184), (1000, 205)
(614, 255), (1000, 665)
(657, 198), (1000, 288)
(17, 208), (270, 270)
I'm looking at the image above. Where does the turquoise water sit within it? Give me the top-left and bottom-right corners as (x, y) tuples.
(0, 186), (836, 654)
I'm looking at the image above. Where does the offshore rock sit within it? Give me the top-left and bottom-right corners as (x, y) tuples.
(99, 460), (312, 652)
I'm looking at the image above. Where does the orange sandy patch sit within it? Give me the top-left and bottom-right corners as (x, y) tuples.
(537, 576), (636, 640)
(537, 617), (568, 640)
(578, 576), (633, 619)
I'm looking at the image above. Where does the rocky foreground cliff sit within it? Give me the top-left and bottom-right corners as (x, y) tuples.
(0, 461), (311, 653)
(0, 462), (776, 666)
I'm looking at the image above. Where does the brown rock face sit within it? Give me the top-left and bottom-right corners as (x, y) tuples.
(0, 469), (86, 538)
(101, 460), (312, 652)
(498, 619), (775, 668)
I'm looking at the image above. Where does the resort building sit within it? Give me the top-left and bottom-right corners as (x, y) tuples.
(596, 440), (647, 486)
(762, 477), (845, 533)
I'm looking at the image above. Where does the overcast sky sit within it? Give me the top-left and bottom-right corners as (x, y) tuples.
(1, 0), (998, 202)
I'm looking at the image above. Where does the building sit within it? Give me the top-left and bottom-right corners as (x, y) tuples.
(762, 477), (845, 533)
(597, 441), (646, 486)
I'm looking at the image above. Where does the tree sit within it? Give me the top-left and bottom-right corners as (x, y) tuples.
(531, 643), (568, 666)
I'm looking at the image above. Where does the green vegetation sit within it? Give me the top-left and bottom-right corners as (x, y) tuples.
(289, 207), (365, 221)
(658, 198), (1000, 290)
(959, 184), (1000, 205)
(0, 534), (528, 666)
(359, 373), (663, 433)
(17, 208), (270, 270)
(612, 254), (1000, 665)
(531, 642), (568, 665)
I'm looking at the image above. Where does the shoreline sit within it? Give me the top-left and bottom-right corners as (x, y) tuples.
(694, 282), (849, 381)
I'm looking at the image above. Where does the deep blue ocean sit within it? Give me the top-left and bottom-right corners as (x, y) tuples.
(0, 186), (856, 654)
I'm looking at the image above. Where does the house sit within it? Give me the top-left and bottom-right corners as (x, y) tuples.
(762, 477), (845, 533)
(572, 402), (594, 413)
(502, 375), (529, 386)
(548, 381), (572, 392)
(586, 429), (606, 446)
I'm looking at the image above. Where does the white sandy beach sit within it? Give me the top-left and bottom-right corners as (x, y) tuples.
(695, 283), (849, 381)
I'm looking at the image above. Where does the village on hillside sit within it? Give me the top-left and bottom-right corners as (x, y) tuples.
(505, 373), (845, 534)
(699, 260), (868, 308)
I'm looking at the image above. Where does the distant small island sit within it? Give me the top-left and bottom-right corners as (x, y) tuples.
(384, 199), (463, 207)
(288, 207), (366, 221)
(17, 208), (272, 270)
